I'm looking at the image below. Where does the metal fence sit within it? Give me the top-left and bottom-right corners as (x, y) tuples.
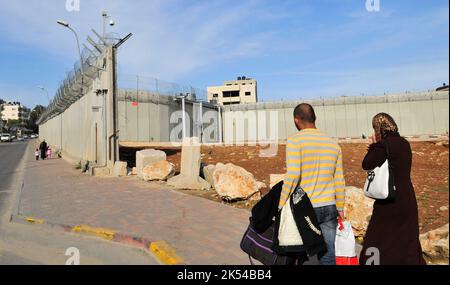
(117, 74), (221, 144)
(118, 74), (208, 102)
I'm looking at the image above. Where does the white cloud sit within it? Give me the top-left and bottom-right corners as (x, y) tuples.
(0, 0), (284, 81)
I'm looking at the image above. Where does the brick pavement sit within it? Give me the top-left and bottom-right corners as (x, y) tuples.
(18, 142), (251, 265)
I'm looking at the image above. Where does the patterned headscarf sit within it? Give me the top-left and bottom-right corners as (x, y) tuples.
(372, 113), (399, 138)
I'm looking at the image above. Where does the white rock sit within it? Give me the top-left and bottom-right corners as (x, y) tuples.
(344, 186), (374, 238)
(270, 174), (285, 189)
(212, 163), (264, 201)
(203, 165), (216, 188)
(142, 161), (176, 181)
(420, 224), (449, 265)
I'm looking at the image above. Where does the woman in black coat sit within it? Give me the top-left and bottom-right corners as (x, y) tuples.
(359, 113), (426, 265)
(39, 140), (48, 160)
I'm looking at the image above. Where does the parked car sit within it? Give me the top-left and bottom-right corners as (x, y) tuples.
(1, 134), (12, 143)
(23, 135), (29, 139)
(30, 134), (38, 139)
(17, 137), (24, 141)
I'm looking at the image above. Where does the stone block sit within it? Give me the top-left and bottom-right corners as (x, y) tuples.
(167, 137), (211, 190)
(136, 149), (167, 179)
(112, 161), (128, 177)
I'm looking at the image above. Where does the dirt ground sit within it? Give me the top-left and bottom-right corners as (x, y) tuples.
(120, 139), (449, 234)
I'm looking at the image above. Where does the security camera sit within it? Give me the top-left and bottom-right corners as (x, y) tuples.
(109, 19), (115, 26)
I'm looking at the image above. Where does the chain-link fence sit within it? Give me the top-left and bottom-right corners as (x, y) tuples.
(117, 74), (221, 144)
(118, 74), (208, 101)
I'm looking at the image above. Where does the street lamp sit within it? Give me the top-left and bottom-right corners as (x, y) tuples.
(57, 20), (85, 76)
(37, 86), (50, 104)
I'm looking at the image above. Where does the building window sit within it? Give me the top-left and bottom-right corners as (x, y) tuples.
(245, 92), (252, 96)
(212, 93), (219, 98)
(223, 101), (241, 106)
(222, 91), (240, 98)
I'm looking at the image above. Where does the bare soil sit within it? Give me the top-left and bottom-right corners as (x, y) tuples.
(120, 139), (449, 234)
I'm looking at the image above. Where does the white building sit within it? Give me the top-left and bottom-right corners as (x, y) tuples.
(1, 102), (26, 121)
(207, 77), (258, 106)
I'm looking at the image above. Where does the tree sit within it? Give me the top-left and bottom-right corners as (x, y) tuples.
(6, 119), (24, 129)
(25, 105), (46, 133)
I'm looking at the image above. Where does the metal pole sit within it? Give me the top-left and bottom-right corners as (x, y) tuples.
(60, 113), (63, 151)
(199, 102), (203, 143)
(218, 105), (223, 143)
(39, 87), (51, 104)
(137, 75), (139, 141)
(67, 26), (84, 76)
(103, 12), (106, 39)
(182, 96), (186, 140)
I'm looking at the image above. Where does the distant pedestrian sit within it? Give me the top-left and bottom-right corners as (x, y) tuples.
(359, 113), (425, 265)
(35, 149), (39, 161)
(47, 147), (52, 159)
(39, 140), (48, 160)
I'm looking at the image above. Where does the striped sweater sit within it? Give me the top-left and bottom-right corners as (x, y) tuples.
(279, 128), (346, 211)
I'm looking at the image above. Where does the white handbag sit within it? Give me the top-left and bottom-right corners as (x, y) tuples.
(363, 142), (396, 200)
(278, 195), (303, 246)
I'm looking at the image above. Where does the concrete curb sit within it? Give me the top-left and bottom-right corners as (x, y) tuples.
(10, 214), (185, 265)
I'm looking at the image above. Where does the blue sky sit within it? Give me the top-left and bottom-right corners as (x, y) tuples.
(0, 0), (448, 108)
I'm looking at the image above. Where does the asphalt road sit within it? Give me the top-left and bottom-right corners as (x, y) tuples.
(0, 140), (159, 265)
(0, 140), (27, 218)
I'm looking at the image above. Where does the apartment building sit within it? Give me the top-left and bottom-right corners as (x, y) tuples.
(207, 76), (257, 106)
(1, 102), (27, 121)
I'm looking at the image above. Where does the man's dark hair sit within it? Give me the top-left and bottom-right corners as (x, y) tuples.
(294, 103), (316, 123)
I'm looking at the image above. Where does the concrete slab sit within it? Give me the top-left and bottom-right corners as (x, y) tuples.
(112, 161), (128, 177)
(167, 137), (211, 190)
(136, 149), (167, 179)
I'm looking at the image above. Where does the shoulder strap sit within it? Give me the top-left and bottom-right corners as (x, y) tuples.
(383, 139), (390, 160)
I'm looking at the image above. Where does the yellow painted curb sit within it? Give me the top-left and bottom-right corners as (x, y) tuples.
(72, 225), (116, 241)
(25, 217), (45, 225)
(150, 241), (184, 265)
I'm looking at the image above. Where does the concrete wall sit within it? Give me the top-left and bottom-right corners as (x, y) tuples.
(39, 90), (107, 164)
(118, 90), (221, 143)
(222, 91), (449, 143)
(39, 47), (115, 167)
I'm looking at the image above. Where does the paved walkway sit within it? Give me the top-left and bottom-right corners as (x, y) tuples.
(18, 142), (251, 265)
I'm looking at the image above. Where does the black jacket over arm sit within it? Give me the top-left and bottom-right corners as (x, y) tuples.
(251, 182), (326, 258)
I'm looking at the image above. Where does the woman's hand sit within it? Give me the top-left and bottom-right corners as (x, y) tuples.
(367, 133), (377, 150)
(370, 133), (377, 144)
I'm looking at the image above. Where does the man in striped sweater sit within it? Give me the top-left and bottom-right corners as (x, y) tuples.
(280, 103), (346, 265)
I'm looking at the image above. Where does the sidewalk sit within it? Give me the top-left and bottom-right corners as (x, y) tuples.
(18, 142), (251, 265)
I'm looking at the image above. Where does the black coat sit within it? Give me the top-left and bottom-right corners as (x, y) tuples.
(39, 141), (48, 159)
(251, 182), (327, 258)
(360, 133), (426, 265)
